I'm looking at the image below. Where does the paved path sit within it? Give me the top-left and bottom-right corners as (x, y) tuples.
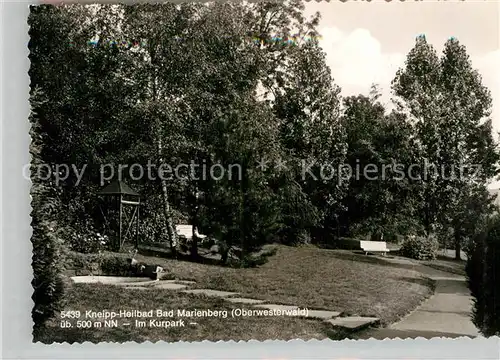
(360, 258), (479, 339)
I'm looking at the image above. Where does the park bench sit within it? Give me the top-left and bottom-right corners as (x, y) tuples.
(176, 225), (207, 241)
(359, 241), (389, 256)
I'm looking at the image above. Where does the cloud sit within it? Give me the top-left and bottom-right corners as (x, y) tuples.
(318, 26), (405, 104)
(318, 27), (500, 188)
(472, 50), (500, 131)
(318, 27), (499, 131)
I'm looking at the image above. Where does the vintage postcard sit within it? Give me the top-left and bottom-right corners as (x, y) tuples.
(28, 0), (500, 344)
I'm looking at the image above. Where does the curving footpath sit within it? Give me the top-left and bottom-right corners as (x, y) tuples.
(359, 258), (480, 339)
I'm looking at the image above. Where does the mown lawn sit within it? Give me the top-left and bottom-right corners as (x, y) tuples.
(38, 245), (434, 343)
(36, 283), (332, 343)
(419, 257), (466, 276)
(136, 245), (434, 324)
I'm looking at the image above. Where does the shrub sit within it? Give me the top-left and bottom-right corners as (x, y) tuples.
(466, 216), (500, 336)
(32, 220), (67, 335)
(66, 251), (130, 276)
(66, 251), (174, 279)
(227, 244), (279, 268)
(99, 256), (132, 276)
(400, 234), (439, 260)
(30, 86), (68, 335)
(67, 219), (109, 254)
(138, 217), (167, 245)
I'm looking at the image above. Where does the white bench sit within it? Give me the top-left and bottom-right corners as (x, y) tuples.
(175, 225), (207, 240)
(359, 241), (389, 256)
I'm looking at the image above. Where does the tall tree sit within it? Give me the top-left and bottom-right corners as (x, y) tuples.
(120, 3), (203, 254)
(28, 4), (140, 242)
(184, 3), (286, 261)
(392, 35), (499, 258)
(392, 35), (442, 236)
(272, 38), (346, 243)
(438, 38), (499, 258)
(340, 94), (418, 239)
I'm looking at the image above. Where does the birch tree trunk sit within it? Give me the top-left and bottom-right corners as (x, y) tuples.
(157, 135), (178, 257)
(454, 231), (462, 260)
(190, 188), (199, 258)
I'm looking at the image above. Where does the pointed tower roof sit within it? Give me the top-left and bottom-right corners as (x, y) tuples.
(98, 180), (140, 197)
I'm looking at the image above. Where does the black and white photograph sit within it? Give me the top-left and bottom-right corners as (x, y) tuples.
(28, 0), (500, 344)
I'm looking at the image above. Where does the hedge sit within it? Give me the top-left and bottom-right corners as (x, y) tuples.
(466, 216), (500, 336)
(66, 251), (176, 280)
(31, 220), (66, 335)
(66, 251), (132, 276)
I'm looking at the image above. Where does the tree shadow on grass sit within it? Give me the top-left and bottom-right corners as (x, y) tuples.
(436, 254), (466, 263)
(328, 250), (407, 267)
(396, 276), (436, 289)
(137, 244), (275, 269)
(137, 245), (223, 266)
(329, 250), (465, 280)
(423, 261), (466, 276)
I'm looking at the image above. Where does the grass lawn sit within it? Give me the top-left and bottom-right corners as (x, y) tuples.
(136, 245), (434, 325)
(36, 283), (332, 343)
(419, 256), (466, 276)
(38, 245), (434, 343)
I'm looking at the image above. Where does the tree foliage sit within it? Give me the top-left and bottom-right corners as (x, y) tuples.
(29, 3), (500, 331)
(29, 85), (67, 335)
(392, 35), (499, 257)
(340, 94), (419, 240)
(466, 214), (500, 336)
(29, 2), (341, 259)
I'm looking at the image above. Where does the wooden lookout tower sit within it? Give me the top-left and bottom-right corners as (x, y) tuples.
(98, 180), (140, 251)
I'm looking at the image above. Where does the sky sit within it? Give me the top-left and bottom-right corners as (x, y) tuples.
(303, 1), (500, 131)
